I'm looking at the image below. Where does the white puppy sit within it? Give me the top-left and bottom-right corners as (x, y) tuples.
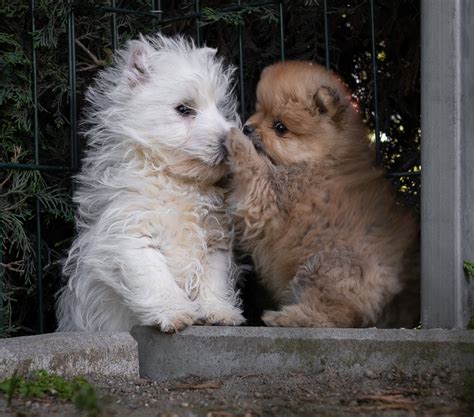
(56, 34), (244, 332)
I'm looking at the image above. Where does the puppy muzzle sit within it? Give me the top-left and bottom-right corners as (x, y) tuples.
(242, 124), (264, 153)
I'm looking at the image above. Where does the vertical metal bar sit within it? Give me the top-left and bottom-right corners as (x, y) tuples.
(151, 0), (162, 31)
(237, 0), (245, 121)
(31, 0), (43, 334)
(369, 0), (381, 165)
(195, 0), (202, 46)
(0, 225), (4, 336)
(323, 0), (330, 69)
(279, 0), (285, 61)
(31, 1), (39, 164)
(421, 0), (474, 329)
(111, 0), (118, 51)
(68, 0), (78, 171)
(34, 199), (43, 333)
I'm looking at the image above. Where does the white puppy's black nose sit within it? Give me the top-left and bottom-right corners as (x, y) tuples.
(243, 124), (255, 136)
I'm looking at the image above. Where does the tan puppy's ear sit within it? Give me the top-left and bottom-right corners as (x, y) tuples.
(313, 86), (340, 117)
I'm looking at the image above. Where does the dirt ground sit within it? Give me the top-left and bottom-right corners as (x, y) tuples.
(1, 369), (472, 417)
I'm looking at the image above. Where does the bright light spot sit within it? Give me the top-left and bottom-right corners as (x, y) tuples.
(369, 132), (389, 143)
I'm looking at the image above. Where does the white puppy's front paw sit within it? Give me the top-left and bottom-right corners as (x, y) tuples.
(156, 311), (196, 333)
(198, 305), (245, 326)
(143, 301), (199, 333)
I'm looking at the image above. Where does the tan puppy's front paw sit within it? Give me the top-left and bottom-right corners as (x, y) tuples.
(262, 306), (333, 328)
(227, 127), (258, 161)
(262, 310), (299, 327)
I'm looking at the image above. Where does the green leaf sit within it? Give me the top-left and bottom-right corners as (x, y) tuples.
(467, 316), (474, 330)
(464, 260), (474, 282)
(0, 369), (103, 417)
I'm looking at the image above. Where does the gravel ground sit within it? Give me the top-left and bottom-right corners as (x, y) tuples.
(1, 368), (472, 417)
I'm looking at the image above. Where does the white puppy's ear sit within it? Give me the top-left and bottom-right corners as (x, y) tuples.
(124, 38), (155, 87)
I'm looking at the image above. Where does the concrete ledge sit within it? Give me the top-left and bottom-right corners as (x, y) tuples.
(0, 332), (138, 379)
(131, 326), (474, 382)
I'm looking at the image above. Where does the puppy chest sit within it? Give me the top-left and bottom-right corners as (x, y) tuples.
(151, 203), (231, 255)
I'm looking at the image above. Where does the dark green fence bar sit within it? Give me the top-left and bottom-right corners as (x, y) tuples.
(195, 0), (202, 47)
(111, 0), (118, 51)
(323, 0), (330, 69)
(0, 163), (72, 172)
(31, 0), (44, 334)
(151, 0), (163, 31)
(84, 1), (278, 23)
(369, 0), (381, 165)
(388, 172), (421, 178)
(83, 5), (162, 19)
(0, 227), (3, 335)
(237, 0), (245, 120)
(279, 0), (285, 61)
(31, 5), (39, 163)
(68, 0), (78, 171)
(34, 200), (43, 333)
(151, 0), (162, 18)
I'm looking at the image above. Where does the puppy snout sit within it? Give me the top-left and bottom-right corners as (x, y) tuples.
(242, 124), (264, 151)
(243, 124), (255, 136)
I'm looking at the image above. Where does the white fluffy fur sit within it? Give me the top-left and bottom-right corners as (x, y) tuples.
(56, 34), (244, 332)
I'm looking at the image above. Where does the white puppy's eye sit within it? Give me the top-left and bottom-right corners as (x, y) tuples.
(273, 121), (288, 135)
(175, 105), (196, 117)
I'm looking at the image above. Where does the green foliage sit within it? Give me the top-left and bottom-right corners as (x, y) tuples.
(464, 261), (474, 282)
(0, 1), (75, 336)
(0, 149), (73, 336)
(0, 370), (106, 416)
(462, 262), (473, 328)
(73, 382), (103, 417)
(201, 6), (278, 26)
(467, 316), (474, 330)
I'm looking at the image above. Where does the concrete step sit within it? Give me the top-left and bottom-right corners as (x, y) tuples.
(131, 326), (474, 382)
(0, 332), (138, 379)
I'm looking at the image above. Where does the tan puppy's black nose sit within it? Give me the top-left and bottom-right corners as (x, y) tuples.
(242, 124), (255, 136)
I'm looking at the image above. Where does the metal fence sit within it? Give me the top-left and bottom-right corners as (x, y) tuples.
(0, 0), (424, 335)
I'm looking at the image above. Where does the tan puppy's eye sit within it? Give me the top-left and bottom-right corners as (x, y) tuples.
(273, 121), (288, 135)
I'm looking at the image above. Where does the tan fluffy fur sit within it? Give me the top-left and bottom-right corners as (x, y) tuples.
(227, 61), (419, 328)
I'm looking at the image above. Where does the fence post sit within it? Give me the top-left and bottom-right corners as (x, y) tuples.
(421, 0), (474, 328)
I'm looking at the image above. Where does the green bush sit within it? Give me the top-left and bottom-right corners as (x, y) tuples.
(0, 370), (106, 416)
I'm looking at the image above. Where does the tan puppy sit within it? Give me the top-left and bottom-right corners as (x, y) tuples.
(227, 61), (419, 328)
